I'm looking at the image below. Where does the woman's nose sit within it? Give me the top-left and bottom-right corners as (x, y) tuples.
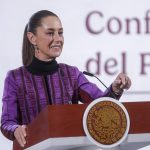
(53, 33), (62, 41)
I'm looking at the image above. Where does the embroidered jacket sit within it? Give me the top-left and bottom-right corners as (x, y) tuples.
(1, 63), (118, 140)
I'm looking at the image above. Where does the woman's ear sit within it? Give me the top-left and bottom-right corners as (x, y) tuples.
(27, 32), (36, 45)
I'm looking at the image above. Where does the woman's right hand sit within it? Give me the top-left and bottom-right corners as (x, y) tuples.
(14, 125), (27, 147)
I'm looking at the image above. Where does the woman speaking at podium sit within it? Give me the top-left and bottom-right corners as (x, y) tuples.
(0, 10), (131, 147)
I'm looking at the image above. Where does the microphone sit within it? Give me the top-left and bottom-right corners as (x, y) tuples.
(83, 71), (116, 99)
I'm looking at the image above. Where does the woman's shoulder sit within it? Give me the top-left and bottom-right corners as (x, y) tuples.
(59, 63), (81, 77)
(6, 66), (27, 78)
(59, 63), (79, 70)
(7, 66), (25, 73)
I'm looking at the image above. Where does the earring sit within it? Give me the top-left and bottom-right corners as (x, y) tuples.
(34, 45), (39, 52)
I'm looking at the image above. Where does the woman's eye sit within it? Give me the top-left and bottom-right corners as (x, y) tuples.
(47, 32), (53, 35)
(59, 32), (63, 36)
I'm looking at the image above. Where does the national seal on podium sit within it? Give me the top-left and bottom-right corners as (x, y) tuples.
(83, 97), (130, 149)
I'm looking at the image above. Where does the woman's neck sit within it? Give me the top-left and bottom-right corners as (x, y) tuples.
(34, 55), (54, 62)
(26, 56), (59, 75)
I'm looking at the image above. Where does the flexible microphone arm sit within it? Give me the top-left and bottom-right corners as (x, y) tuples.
(83, 71), (116, 99)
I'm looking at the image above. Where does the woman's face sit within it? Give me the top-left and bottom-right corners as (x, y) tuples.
(30, 16), (64, 61)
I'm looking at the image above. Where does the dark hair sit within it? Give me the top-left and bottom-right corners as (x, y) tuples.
(22, 10), (58, 66)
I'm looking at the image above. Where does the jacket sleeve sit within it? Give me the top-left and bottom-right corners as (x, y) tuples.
(74, 67), (121, 103)
(1, 70), (19, 140)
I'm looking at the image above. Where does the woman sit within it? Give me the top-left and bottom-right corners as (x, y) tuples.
(0, 10), (131, 147)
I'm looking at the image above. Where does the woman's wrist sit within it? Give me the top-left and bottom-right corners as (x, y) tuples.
(113, 89), (123, 96)
(112, 84), (124, 96)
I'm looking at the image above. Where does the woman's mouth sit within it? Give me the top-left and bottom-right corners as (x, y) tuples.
(50, 44), (61, 49)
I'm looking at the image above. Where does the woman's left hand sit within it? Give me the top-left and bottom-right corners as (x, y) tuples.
(112, 73), (131, 95)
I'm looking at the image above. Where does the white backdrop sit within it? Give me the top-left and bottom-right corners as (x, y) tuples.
(0, 0), (150, 149)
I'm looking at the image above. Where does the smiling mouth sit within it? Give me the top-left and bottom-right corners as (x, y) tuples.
(50, 45), (61, 48)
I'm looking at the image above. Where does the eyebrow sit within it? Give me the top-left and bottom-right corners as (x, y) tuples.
(47, 28), (63, 31)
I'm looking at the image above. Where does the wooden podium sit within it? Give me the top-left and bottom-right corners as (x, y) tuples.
(13, 102), (150, 150)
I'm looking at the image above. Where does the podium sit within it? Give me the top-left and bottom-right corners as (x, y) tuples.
(13, 102), (150, 150)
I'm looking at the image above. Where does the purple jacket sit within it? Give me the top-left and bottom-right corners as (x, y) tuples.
(1, 63), (117, 140)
